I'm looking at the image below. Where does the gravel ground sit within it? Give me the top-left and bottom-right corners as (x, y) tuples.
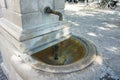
(0, 3), (120, 80)
(65, 3), (120, 79)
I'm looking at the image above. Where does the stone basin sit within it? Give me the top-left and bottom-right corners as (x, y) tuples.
(32, 36), (86, 65)
(10, 35), (102, 80)
(30, 35), (98, 73)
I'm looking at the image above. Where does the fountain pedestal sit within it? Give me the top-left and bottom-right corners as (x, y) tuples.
(0, 0), (102, 80)
(0, 0), (69, 79)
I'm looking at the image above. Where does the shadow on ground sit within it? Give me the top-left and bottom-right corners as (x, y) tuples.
(65, 4), (120, 79)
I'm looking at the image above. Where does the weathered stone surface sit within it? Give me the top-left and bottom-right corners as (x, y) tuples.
(0, 24), (70, 54)
(22, 12), (43, 28)
(0, 33), (102, 80)
(0, 7), (2, 18)
(21, 12), (59, 28)
(6, 0), (21, 13)
(20, 0), (38, 14)
(0, 0), (38, 14)
(0, 0), (70, 61)
(0, 0), (5, 8)
(38, 0), (53, 12)
(0, 0), (65, 14)
(1, 9), (22, 27)
(53, 0), (65, 10)
(0, 34), (23, 80)
(0, 0), (64, 29)
(0, 18), (71, 41)
(10, 0), (21, 13)
(11, 55), (102, 80)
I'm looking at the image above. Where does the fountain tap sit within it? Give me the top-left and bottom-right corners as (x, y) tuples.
(44, 7), (63, 21)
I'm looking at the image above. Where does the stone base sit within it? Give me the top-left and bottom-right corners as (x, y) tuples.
(1, 63), (23, 80)
(0, 55), (103, 80)
(1, 54), (103, 80)
(0, 33), (103, 80)
(1, 56), (102, 80)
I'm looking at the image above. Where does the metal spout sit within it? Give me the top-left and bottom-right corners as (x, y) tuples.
(44, 7), (63, 21)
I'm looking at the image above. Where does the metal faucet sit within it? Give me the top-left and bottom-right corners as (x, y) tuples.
(44, 7), (63, 21)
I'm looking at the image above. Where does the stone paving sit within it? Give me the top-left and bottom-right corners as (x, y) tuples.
(0, 3), (120, 80)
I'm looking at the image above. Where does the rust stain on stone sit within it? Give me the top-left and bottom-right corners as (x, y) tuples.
(31, 37), (86, 65)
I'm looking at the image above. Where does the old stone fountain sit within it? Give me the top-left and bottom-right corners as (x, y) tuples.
(0, 0), (102, 80)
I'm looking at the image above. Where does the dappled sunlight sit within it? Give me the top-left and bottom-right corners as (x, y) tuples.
(103, 23), (118, 30)
(55, 27), (70, 39)
(70, 21), (80, 26)
(94, 9), (116, 14)
(95, 55), (103, 65)
(98, 27), (110, 30)
(56, 33), (61, 38)
(65, 3), (84, 12)
(105, 47), (120, 53)
(104, 24), (118, 28)
(64, 3), (120, 77)
(87, 32), (97, 37)
(75, 11), (95, 17)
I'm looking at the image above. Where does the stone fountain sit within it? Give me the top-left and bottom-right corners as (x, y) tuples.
(0, 0), (102, 80)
